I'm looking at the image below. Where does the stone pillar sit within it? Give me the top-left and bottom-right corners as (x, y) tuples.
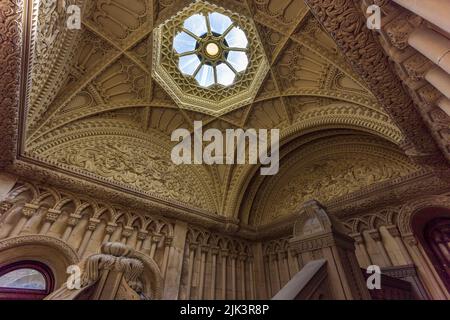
(136, 230), (148, 251)
(393, 0), (450, 33)
(62, 214), (81, 241)
(103, 223), (117, 244)
(11, 203), (38, 236)
(425, 67), (450, 99)
(288, 200), (371, 300)
(385, 225), (413, 265)
(161, 237), (173, 278)
(220, 250), (228, 299)
(209, 247), (219, 299)
(78, 218), (100, 256)
(437, 97), (450, 116)
(163, 221), (188, 300)
(252, 242), (267, 299)
(40, 209), (61, 235)
(408, 28), (450, 75)
(351, 233), (372, 267)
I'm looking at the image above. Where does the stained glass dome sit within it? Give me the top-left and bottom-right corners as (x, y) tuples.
(173, 12), (249, 88)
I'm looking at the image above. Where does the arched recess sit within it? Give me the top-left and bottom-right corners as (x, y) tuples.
(28, 123), (218, 213)
(0, 235), (79, 290)
(237, 129), (420, 226)
(410, 207), (450, 294)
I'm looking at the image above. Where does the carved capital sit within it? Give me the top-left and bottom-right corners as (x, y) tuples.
(368, 229), (382, 241)
(22, 204), (39, 218)
(105, 223), (117, 235)
(67, 214), (82, 227)
(137, 230), (148, 241)
(165, 237), (173, 246)
(0, 202), (13, 216)
(386, 225), (400, 237)
(88, 218), (101, 231)
(403, 234), (418, 246)
(385, 14), (422, 50)
(403, 53), (433, 81)
(418, 85), (442, 105)
(121, 227), (134, 239)
(45, 209), (61, 222)
(350, 233), (364, 244)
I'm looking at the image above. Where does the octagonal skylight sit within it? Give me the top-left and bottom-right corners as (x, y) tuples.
(173, 12), (249, 88)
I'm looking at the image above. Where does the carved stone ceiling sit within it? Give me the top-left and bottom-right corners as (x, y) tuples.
(19, 0), (422, 226)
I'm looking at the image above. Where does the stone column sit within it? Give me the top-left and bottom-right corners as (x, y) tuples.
(209, 248), (219, 299)
(198, 246), (208, 299)
(149, 234), (162, 259)
(437, 97), (450, 116)
(251, 242), (267, 299)
(11, 203), (38, 236)
(239, 254), (247, 299)
(121, 226), (133, 245)
(103, 223), (117, 244)
(289, 200), (371, 300)
(78, 218), (100, 256)
(408, 28), (450, 75)
(161, 237), (173, 278)
(163, 221), (188, 300)
(393, 0), (450, 33)
(385, 225), (413, 265)
(230, 253), (237, 300)
(248, 257), (256, 300)
(220, 250), (228, 299)
(40, 209), (61, 235)
(136, 230), (148, 251)
(351, 233), (372, 267)
(62, 214), (81, 241)
(425, 67), (450, 99)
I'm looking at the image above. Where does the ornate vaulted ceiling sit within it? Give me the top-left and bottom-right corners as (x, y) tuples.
(15, 0), (428, 229)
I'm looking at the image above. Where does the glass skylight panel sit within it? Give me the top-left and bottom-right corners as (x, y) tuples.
(224, 27), (248, 48)
(174, 11), (250, 88)
(208, 12), (233, 35)
(178, 54), (201, 75)
(227, 51), (248, 72)
(173, 31), (197, 54)
(195, 64), (215, 87)
(183, 14), (208, 37)
(216, 63), (236, 86)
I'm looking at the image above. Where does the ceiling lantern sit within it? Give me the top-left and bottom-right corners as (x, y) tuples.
(152, 0), (269, 116)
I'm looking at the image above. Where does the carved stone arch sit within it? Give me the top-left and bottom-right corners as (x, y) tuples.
(74, 202), (94, 216)
(53, 196), (78, 212)
(398, 195), (450, 235)
(144, 219), (158, 233)
(4, 183), (35, 203)
(368, 213), (387, 230)
(156, 220), (174, 237)
(31, 128), (218, 212)
(0, 235), (80, 289)
(280, 102), (403, 145)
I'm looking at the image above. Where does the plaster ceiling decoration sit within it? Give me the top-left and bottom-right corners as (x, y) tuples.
(16, 0), (423, 225)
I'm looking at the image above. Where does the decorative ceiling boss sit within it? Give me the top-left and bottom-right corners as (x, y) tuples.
(152, 0), (269, 116)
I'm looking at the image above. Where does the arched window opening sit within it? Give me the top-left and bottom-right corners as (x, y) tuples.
(0, 261), (54, 300)
(412, 208), (450, 294)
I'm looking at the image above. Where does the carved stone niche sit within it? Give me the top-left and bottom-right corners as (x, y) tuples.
(289, 200), (371, 300)
(46, 242), (162, 300)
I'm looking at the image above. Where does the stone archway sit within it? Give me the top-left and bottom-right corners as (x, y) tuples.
(0, 235), (80, 289)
